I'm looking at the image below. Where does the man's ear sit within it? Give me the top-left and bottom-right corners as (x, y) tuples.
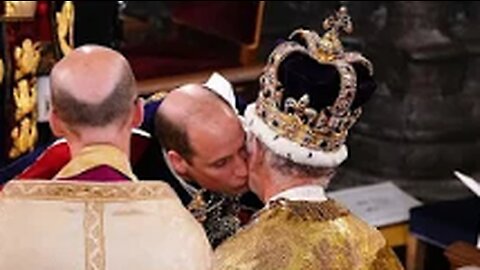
(48, 109), (66, 137)
(166, 150), (188, 176)
(131, 97), (144, 128)
(247, 133), (264, 170)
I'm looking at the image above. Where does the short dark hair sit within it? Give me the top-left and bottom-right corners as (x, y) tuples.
(51, 64), (135, 128)
(154, 108), (194, 162)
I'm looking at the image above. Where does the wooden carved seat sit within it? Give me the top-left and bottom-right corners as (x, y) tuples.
(120, 1), (265, 96)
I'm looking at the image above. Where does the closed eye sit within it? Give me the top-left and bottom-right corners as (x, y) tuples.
(210, 157), (230, 168)
(210, 145), (246, 168)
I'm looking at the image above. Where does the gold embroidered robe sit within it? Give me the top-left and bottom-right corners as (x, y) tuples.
(214, 199), (403, 270)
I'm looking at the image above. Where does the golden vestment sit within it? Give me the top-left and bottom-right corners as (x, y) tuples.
(214, 198), (403, 270)
(0, 180), (212, 270)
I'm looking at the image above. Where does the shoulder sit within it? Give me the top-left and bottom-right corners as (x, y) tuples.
(140, 181), (213, 269)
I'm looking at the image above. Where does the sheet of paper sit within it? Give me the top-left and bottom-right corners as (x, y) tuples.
(454, 171), (480, 197)
(328, 181), (422, 227)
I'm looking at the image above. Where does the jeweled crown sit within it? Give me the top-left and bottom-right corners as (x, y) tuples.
(255, 7), (374, 152)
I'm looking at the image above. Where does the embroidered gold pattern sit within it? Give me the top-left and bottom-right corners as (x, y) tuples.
(260, 198), (350, 222)
(214, 198), (403, 270)
(85, 202), (105, 270)
(2, 181), (180, 270)
(3, 181), (175, 202)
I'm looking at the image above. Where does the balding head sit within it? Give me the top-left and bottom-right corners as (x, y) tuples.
(155, 84), (236, 160)
(50, 45), (136, 128)
(155, 84), (248, 194)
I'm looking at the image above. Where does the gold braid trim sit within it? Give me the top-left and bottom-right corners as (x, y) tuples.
(2, 181), (176, 202)
(85, 202), (105, 270)
(260, 198), (350, 222)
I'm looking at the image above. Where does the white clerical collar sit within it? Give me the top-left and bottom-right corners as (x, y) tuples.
(269, 185), (327, 203)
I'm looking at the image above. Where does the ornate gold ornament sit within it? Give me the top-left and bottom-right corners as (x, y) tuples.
(14, 38), (41, 80)
(9, 117), (38, 159)
(56, 1), (75, 56)
(186, 188), (241, 247)
(4, 1), (37, 19)
(188, 189), (209, 223)
(13, 79), (37, 120)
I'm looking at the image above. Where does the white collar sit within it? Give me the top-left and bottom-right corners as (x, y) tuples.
(269, 185), (327, 203)
(162, 149), (199, 197)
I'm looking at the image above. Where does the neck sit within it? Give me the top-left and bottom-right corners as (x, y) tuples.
(261, 170), (330, 203)
(66, 127), (131, 158)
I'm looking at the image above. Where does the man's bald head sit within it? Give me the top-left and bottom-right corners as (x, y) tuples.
(50, 45), (136, 128)
(155, 84), (236, 161)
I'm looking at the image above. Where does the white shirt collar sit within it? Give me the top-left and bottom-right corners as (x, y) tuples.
(269, 185), (327, 203)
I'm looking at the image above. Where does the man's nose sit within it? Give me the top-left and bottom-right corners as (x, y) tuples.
(234, 154), (248, 178)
